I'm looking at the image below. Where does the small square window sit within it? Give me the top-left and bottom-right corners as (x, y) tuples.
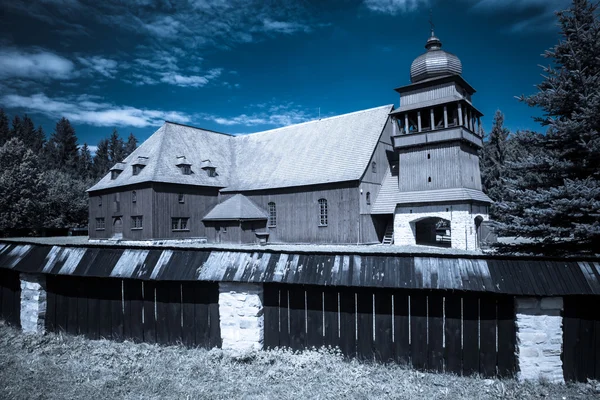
(171, 217), (189, 231)
(132, 191), (137, 203)
(111, 170), (121, 180)
(98, 197), (102, 207)
(95, 218), (105, 230)
(181, 165), (191, 175)
(131, 215), (143, 229)
(133, 165), (144, 175)
(178, 193), (185, 203)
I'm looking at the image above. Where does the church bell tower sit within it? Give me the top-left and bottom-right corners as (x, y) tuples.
(389, 27), (492, 251)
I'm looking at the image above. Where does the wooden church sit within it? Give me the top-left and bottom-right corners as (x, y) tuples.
(87, 29), (492, 250)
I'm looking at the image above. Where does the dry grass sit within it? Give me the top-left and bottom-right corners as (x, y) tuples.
(0, 321), (597, 400)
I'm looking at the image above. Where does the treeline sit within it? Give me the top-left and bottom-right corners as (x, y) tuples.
(0, 112), (137, 235)
(480, 0), (600, 255)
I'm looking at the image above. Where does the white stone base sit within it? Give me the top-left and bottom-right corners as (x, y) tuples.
(20, 273), (47, 334)
(218, 283), (264, 352)
(393, 203), (488, 250)
(516, 297), (564, 383)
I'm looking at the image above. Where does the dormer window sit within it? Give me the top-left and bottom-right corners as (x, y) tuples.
(110, 162), (125, 180)
(132, 165), (144, 175)
(201, 159), (217, 178)
(176, 156), (192, 175)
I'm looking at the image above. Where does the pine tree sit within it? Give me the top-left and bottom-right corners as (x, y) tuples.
(108, 128), (125, 163)
(124, 133), (138, 158)
(480, 111), (511, 202)
(18, 115), (45, 152)
(46, 117), (79, 171)
(93, 138), (111, 179)
(78, 143), (94, 179)
(0, 109), (10, 147)
(496, 0), (600, 254)
(0, 138), (47, 233)
(10, 115), (22, 140)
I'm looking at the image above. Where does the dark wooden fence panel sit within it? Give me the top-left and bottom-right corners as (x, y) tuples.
(45, 275), (220, 349)
(563, 296), (600, 382)
(0, 268), (20, 327)
(263, 284), (517, 378)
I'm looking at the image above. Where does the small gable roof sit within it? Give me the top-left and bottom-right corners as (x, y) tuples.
(203, 194), (268, 221)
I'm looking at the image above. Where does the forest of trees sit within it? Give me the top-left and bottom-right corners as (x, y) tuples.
(0, 112), (137, 235)
(480, 0), (600, 255)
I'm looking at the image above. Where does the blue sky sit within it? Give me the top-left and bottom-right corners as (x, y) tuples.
(0, 0), (571, 150)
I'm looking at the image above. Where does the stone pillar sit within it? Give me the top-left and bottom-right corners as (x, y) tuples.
(20, 273), (47, 334)
(218, 282), (264, 352)
(430, 108), (435, 130)
(417, 111), (422, 132)
(515, 297), (564, 384)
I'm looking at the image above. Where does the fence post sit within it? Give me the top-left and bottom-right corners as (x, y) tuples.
(20, 273), (47, 334)
(515, 297), (564, 383)
(218, 282), (264, 352)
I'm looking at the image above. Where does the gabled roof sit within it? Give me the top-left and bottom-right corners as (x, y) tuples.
(88, 123), (233, 192)
(225, 104), (393, 191)
(203, 194), (267, 221)
(88, 105), (393, 193)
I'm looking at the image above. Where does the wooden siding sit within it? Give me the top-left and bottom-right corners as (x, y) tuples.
(152, 183), (220, 240)
(88, 185), (154, 240)
(400, 83), (461, 106)
(359, 214), (389, 244)
(398, 142), (481, 192)
(226, 182), (361, 244)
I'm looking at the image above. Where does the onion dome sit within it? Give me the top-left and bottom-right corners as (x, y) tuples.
(410, 30), (462, 83)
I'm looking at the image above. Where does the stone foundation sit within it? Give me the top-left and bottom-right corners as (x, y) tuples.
(218, 282), (264, 352)
(20, 273), (47, 334)
(394, 203), (488, 250)
(515, 297), (564, 383)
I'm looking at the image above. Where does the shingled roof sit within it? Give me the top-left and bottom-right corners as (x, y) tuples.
(88, 123), (233, 192)
(88, 105), (393, 192)
(203, 194), (268, 221)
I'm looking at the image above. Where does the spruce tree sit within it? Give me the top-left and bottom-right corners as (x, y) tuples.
(124, 133), (138, 158)
(46, 117), (79, 171)
(0, 109), (10, 147)
(480, 111), (511, 201)
(78, 143), (94, 179)
(108, 128), (125, 163)
(93, 138), (111, 179)
(18, 115), (45, 152)
(497, 0), (600, 254)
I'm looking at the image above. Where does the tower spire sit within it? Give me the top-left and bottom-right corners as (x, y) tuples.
(429, 8), (435, 37)
(425, 9), (442, 51)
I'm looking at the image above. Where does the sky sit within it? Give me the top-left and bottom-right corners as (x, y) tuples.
(0, 0), (572, 151)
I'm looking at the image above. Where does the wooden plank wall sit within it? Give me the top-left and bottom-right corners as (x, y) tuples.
(563, 296), (600, 382)
(264, 284), (516, 378)
(228, 182), (361, 244)
(45, 275), (221, 348)
(398, 142), (481, 192)
(0, 268), (20, 327)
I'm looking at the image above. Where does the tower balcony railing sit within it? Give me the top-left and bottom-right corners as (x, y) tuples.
(392, 125), (483, 150)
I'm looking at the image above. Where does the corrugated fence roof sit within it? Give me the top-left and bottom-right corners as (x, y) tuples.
(1, 243), (600, 296)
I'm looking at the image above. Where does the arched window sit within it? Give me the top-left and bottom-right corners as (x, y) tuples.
(268, 202), (276, 227)
(372, 161), (376, 173)
(366, 192), (371, 205)
(132, 191), (137, 203)
(318, 198), (328, 226)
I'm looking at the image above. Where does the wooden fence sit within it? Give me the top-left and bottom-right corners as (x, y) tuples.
(45, 275), (221, 348)
(264, 284), (516, 378)
(0, 268), (20, 327)
(563, 296), (600, 382)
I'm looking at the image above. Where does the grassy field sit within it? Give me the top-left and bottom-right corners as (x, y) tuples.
(0, 322), (597, 400)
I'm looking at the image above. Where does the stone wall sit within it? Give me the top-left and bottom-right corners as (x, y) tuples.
(20, 273), (46, 334)
(515, 297), (564, 383)
(218, 282), (264, 352)
(394, 203), (488, 250)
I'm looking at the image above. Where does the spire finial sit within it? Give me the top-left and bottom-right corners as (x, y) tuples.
(429, 8), (435, 37)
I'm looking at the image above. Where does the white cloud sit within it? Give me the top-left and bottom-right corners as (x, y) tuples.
(204, 102), (314, 127)
(261, 19), (311, 34)
(364, 0), (430, 14)
(142, 16), (185, 38)
(159, 68), (222, 88)
(0, 48), (75, 80)
(0, 93), (192, 128)
(77, 56), (119, 78)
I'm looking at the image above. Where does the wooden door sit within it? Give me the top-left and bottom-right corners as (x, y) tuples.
(113, 217), (123, 239)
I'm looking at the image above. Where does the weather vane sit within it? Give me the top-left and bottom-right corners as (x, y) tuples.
(429, 8), (435, 36)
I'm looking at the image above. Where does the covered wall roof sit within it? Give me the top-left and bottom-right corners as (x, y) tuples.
(88, 105), (393, 193)
(2, 242), (600, 296)
(203, 194), (268, 221)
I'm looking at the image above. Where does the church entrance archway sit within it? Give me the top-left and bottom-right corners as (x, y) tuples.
(415, 217), (451, 248)
(112, 217), (123, 239)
